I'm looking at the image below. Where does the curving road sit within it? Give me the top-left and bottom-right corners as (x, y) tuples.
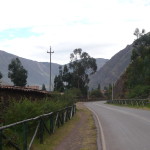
(85, 101), (150, 150)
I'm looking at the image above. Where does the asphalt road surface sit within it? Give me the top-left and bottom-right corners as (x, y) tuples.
(85, 101), (150, 150)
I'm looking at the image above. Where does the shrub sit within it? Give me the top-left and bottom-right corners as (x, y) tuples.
(90, 89), (103, 98)
(3, 93), (76, 125)
(127, 85), (150, 98)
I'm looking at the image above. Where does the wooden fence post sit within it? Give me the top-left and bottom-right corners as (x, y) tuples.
(0, 130), (2, 150)
(61, 112), (64, 125)
(23, 122), (28, 150)
(39, 119), (44, 144)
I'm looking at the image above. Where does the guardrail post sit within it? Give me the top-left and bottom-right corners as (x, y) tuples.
(65, 109), (68, 122)
(57, 114), (60, 128)
(68, 108), (71, 120)
(23, 122), (28, 150)
(70, 107), (73, 119)
(72, 105), (75, 116)
(75, 105), (76, 114)
(64, 111), (66, 123)
(142, 100), (144, 106)
(137, 100), (138, 106)
(50, 114), (54, 134)
(61, 112), (64, 125)
(39, 119), (44, 144)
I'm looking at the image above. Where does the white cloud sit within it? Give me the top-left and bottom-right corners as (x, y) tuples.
(0, 0), (150, 64)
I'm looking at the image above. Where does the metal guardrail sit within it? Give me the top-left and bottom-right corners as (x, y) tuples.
(107, 99), (150, 106)
(0, 105), (76, 150)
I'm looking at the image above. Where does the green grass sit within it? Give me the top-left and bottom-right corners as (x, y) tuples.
(31, 113), (79, 150)
(0, 92), (76, 150)
(80, 112), (97, 150)
(31, 103), (97, 150)
(107, 103), (150, 110)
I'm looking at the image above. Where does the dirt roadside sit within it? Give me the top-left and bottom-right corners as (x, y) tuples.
(54, 102), (98, 150)
(32, 102), (98, 150)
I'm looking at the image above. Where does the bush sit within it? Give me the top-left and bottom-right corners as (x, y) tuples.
(64, 88), (82, 98)
(127, 85), (150, 98)
(0, 92), (77, 149)
(3, 99), (41, 125)
(90, 89), (103, 98)
(2, 93), (76, 125)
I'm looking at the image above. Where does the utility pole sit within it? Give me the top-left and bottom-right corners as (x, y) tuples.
(112, 83), (113, 100)
(47, 46), (54, 92)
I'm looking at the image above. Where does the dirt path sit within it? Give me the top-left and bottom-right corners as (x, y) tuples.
(54, 103), (97, 150)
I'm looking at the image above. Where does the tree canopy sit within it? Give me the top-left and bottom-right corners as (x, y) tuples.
(125, 33), (150, 98)
(42, 84), (46, 91)
(54, 49), (97, 95)
(133, 28), (145, 39)
(8, 58), (28, 86)
(54, 66), (64, 92)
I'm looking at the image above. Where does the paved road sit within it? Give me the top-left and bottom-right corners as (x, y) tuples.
(85, 101), (150, 150)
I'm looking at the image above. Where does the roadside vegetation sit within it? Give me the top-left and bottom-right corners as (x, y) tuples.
(31, 103), (97, 150)
(88, 83), (103, 98)
(125, 32), (150, 98)
(112, 30), (150, 99)
(0, 89), (98, 150)
(0, 88), (79, 150)
(0, 48), (98, 150)
(1, 88), (79, 126)
(109, 102), (150, 111)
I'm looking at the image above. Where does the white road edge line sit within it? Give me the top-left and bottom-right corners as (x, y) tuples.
(87, 106), (107, 150)
(94, 103), (150, 124)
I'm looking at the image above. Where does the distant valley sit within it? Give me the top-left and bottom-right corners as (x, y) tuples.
(0, 44), (134, 91)
(0, 50), (108, 89)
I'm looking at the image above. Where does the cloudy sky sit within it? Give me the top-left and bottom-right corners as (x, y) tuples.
(0, 0), (150, 64)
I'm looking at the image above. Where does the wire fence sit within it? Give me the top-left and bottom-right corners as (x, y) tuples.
(0, 104), (76, 150)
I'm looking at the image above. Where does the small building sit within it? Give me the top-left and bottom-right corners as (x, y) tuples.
(27, 85), (39, 90)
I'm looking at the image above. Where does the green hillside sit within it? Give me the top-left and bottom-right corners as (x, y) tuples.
(114, 33), (150, 98)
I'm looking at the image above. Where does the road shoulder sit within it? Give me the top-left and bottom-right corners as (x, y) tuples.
(32, 102), (97, 150)
(55, 102), (97, 150)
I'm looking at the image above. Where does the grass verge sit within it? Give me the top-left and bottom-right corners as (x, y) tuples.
(31, 113), (79, 150)
(31, 103), (97, 150)
(80, 110), (97, 150)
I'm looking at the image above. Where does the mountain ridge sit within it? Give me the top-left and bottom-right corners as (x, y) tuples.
(0, 50), (60, 88)
(0, 50), (108, 89)
(89, 44), (133, 89)
(114, 33), (150, 98)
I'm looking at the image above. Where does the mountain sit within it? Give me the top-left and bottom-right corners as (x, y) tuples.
(95, 58), (108, 70)
(0, 50), (107, 89)
(0, 50), (60, 89)
(89, 45), (133, 89)
(114, 33), (150, 98)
